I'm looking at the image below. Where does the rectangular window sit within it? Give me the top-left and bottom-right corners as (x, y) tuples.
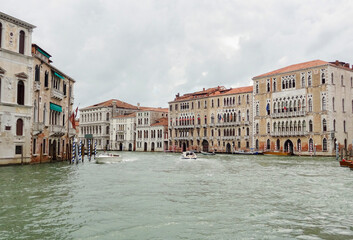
(15, 145), (23, 154)
(169, 105), (172, 111)
(43, 139), (46, 154)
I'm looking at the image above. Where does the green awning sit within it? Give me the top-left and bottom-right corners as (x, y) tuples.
(54, 72), (64, 80)
(50, 103), (62, 112)
(37, 48), (51, 58)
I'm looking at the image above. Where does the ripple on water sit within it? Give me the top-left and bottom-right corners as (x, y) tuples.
(1, 153), (353, 239)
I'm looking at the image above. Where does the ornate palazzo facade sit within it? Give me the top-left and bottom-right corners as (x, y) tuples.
(168, 86), (253, 153)
(252, 60), (353, 155)
(0, 12), (35, 165)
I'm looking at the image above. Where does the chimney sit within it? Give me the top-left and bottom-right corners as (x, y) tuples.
(112, 100), (117, 117)
(344, 63), (350, 68)
(176, 93), (180, 98)
(137, 103), (140, 109)
(203, 88), (205, 91)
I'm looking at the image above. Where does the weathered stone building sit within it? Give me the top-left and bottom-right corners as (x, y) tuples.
(136, 108), (168, 152)
(31, 44), (76, 163)
(79, 99), (138, 150)
(0, 12), (35, 165)
(110, 112), (136, 151)
(252, 60), (353, 155)
(168, 86), (253, 153)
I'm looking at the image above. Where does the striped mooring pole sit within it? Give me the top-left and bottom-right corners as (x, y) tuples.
(72, 141), (76, 164)
(78, 140), (82, 163)
(88, 139), (91, 161)
(94, 140), (97, 158)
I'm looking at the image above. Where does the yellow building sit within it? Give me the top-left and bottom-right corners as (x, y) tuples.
(168, 86), (253, 153)
(252, 60), (353, 156)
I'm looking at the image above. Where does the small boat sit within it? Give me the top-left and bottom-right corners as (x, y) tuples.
(95, 153), (122, 164)
(201, 151), (216, 155)
(181, 151), (197, 159)
(339, 159), (353, 167)
(233, 150), (263, 155)
(263, 151), (293, 156)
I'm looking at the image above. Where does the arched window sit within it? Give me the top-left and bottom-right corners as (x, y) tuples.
(267, 122), (270, 134)
(35, 65), (40, 82)
(246, 109), (249, 121)
(267, 82), (270, 92)
(19, 30), (25, 54)
(343, 120), (346, 132)
(341, 75), (344, 86)
(321, 72), (325, 84)
(331, 73), (334, 84)
(106, 112), (110, 121)
(256, 139), (259, 150)
(0, 22), (2, 48)
(266, 103), (270, 115)
(303, 120), (306, 132)
(17, 80), (25, 105)
(333, 119), (336, 131)
(238, 110), (241, 121)
(321, 138), (327, 151)
(246, 95), (249, 104)
(256, 104), (259, 116)
(273, 79), (276, 92)
(309, 120), (313, 132)
(16, 118), (23, 136)
(255, 84), (259, 94)
(342, 98), (345, 112)
(332, 97), (335, 111)
(322, 96), (326, 110)
(301, 75), (305, 87)
(308, 73), (312, 86)
(308, 99), (312, 112)
(267, 139), (271, 150)
(322, 119), (327, 132)
(292, 78), (295, 88)
(256, 123), (259, 134)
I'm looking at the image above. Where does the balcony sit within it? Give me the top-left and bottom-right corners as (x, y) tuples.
(271, 111), (307, 119)
(51, 88), (64, 100)
(174, 125), (195, 129)
(33, 122), (44, 135)
(270, 131), (308, 137)
(202, 124), (207, 128)
(244, 135), (250, 140)
(50, 125), (65, 136)
(222, 136), (234, 141)
(34, 81), (41, 91)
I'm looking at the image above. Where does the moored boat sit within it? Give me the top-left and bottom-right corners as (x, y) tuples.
(181, 151), (197, 159)
(263, 151), (293, 156)
(201, 151), (215, 155)
(233, 150), (263, 155)
(95, 153), (122, 164)
(340, 159), (353, 167)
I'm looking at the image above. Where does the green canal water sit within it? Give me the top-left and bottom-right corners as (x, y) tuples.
(1, 152), (352, 240)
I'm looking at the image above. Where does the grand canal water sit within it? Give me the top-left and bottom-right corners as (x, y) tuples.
(1, 152), (352, 240)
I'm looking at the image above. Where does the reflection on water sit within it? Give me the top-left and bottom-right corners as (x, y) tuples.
(1, 153), (352, 239)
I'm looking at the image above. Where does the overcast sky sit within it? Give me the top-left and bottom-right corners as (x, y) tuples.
(2, 0), (353, 109)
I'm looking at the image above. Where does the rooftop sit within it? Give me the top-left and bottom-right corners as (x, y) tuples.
(151, 117), (168, 127)
(253, 59), (353, 79)
(81, 99), (138, 110)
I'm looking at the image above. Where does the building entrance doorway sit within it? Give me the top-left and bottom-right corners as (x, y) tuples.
(202, 140), (209, 152)
(284, 139), (294, 153)
(226, 143), (231, 153)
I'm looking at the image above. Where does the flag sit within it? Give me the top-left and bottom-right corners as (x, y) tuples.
(70, 107), (78, 130)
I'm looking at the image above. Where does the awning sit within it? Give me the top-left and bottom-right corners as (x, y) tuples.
(50, 102), (62, 112)
(37, 48), (51, 58)
(54, 72), (65, 80)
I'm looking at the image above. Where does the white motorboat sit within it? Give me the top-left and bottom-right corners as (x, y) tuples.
(181, 151), (197, 159)
(95, 153), (122, 164)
